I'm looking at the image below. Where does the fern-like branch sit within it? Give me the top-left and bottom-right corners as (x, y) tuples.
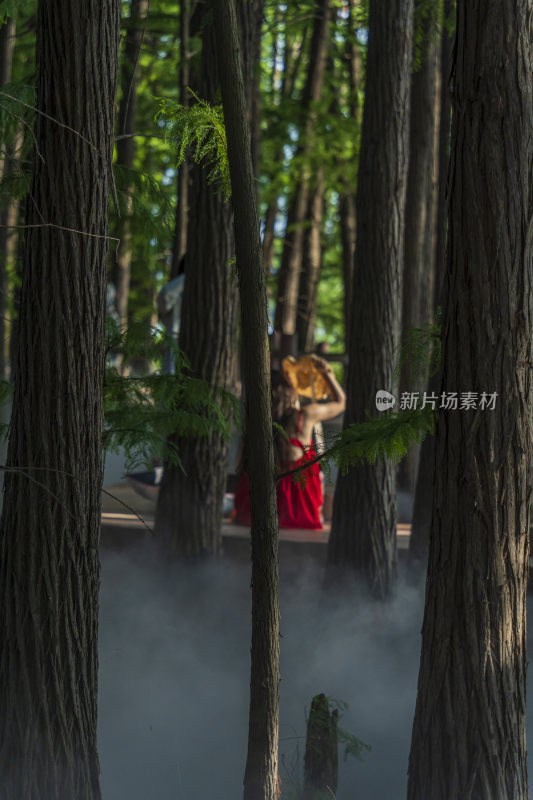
(156, 90), (231, 198)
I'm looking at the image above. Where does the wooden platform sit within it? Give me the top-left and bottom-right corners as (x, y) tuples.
(100, 511), (411, 549)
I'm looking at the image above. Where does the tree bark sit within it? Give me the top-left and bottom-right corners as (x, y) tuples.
(0, 17), (17, 380)
(154, 3), (242, 558)
(213, 3), (280, 800)
(397, 0), (440, 494)
(339, 0), (361, 343)
(407, 2), (533, 797)
(326, 0), (413, 599)
(433, 0), (453, 299)
(296, 165), (325, 353)
(0, 0), (120, 796)
(171, 0), (190, 275)
(274, 0), (331, 336)
(408, 0), (453, 569)
(339, 192), (356, 342)
(302, 693), (338, 800)
(113, 0), (149, 326)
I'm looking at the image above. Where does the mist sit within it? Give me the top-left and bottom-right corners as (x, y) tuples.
(96, 542), (533, 799)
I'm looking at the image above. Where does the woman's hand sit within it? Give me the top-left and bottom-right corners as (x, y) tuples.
(310, 354), (333, 374)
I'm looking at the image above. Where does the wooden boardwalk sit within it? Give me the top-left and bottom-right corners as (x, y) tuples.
(100, 509), (411, 549)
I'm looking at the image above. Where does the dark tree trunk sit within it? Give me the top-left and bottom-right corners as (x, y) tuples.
(397, 0), (440, 494)
(407, 2), (533, 798)
(408, 1), (453, 569)
(213, 3), (280, 800)
(433, 0), (453, 298)
(407, 371), (439, 572)
(114, 0), (149, 326)
(339, 192), (356, 342)
(274, 0), (330, 336)
(0, 0), (119, 796)
(235, 0), (264, 180)
(339, 0), (361, 344)
(302, 694), (338, 800)
(171, 0), (190, 275)
(297, 165), (325, 353)
(155, 3), (247, 558)
(326, 0), (413, 599)
(262, 202), (277, 275)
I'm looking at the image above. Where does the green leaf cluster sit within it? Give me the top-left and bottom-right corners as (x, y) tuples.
(157, 92), (231, 198)
(103, 318), (239, 473)
(335, 406), (435, 474)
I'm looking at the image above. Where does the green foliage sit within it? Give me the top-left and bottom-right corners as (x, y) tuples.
(0, 0), (33, 24)
(412, 0), (446, 72)
(325, 697), (371, 764)
(103, 318), (239, 472)
(279, 695), (370, 800)
(157, 91), (231, 198)
(334, 406), (435, 473)
(0, 82), (35, 173)
(281, 405), (435, 490)
(395, 314), (442, 385)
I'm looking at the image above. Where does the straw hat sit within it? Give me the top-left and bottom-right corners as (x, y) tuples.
(282, 355), (330, 400)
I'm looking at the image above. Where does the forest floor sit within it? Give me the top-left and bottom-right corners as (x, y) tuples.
(97, 487), (533, 799)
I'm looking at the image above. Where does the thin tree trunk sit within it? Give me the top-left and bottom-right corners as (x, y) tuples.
(433, 0), (453, 299)
(114, 0), (150, 326)
(397, 0), (440, 494)
(262, 14), (307, 275)
(235, 0), (264, 180)
(262, 202), (277, 275)
(326, 0), (413, 599)
(408, 0), (453, 569)
(339, 192), (356, 341)
(171, 0), (189, 275)
(0, 0), (120, 796)
(213, 3), (280, 800)
(297, 165), (325, 353)
(0, 17), (17, 380)
(407, 2), (533, 797)
(274, 0), (331, 336)
(339, 0), (361, 343)
(0, 124), (23, 380)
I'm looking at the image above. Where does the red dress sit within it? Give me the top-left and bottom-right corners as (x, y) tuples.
(234, 412), (323, 530)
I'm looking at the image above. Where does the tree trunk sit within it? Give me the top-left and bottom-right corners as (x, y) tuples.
(261, 13), (307, 275)
(114, 0), (149, 326)
(326, 0), (413, 599)
(339, 192), (356, 342)
(0, 17), (17, 380)
(407, 2), (533, 797)
(433, 0), (454, 298)
(213, 3), (280, 800)
(262, 202), (277, 275)
(297, 165), (325, 353)
(154, 4), (240, 558)
(0, 0), (119, 796)
(274, 0), (330, 336)
(397, 0), (440, 494)
(171, 0), (190, 276)
(408, 0), (454, 569)
(339, 0), (361, 344)
(302, 694), (338, 800)
(407, 371), (439, 572)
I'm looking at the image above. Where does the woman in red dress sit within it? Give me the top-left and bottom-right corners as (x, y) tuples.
(234, 356), (346, 529)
